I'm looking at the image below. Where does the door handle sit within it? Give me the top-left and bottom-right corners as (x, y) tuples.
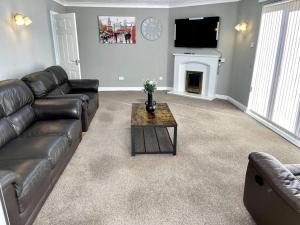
(71, 59), (80, 65)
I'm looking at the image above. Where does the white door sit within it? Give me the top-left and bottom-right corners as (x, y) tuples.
(51, 12), (81, 79)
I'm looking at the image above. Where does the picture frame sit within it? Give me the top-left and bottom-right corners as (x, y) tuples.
(98, 16), (136, 44)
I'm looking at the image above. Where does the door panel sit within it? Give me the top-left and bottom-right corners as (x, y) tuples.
(51, 13), (81, 79)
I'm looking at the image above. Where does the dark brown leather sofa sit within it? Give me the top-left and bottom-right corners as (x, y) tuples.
(244, 152), (300, 225)
(0, 80), (83, 225)
(22, 66), (99, 131)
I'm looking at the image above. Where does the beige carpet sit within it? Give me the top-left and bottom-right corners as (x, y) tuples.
(34, 91), (300, 225)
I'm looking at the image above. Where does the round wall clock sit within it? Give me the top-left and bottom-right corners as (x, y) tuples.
(141, 17), (162, 41)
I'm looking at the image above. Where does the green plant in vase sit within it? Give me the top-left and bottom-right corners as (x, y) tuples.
(144, 80), (157, 113)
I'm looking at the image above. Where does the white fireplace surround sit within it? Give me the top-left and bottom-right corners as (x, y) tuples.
(169, 53), (220, 100)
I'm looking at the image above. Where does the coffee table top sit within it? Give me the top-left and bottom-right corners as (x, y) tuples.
(131, 103), (177, 127)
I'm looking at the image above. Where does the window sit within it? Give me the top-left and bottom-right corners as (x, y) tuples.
(248, 0), (300, 142)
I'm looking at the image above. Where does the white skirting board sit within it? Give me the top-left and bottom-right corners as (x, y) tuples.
(215, 94), (247, 112)
(216, 95), (300, 148)
(99, 87), (300, 147)
(97, 88), (299, 148)
(247, 111), (300, 148)
(168, 91), (215, 101)
(97, 88), (247, 111)
(98, 87), (172, 91)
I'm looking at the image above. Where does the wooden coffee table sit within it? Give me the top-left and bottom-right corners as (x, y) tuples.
(131, 103), (177, 156)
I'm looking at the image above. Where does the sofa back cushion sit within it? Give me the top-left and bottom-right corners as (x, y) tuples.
(0, 80), (35, 147)
(45, 66), (70, 94)
(0, 119), (17, 148)
(22, 71), (57, 98)
(47, 88), (64, 97)
(0, 80), (34, 116)
(7, 105), (35, 135)
(59, 82), (71, 94)
(45, 66), (68, 85)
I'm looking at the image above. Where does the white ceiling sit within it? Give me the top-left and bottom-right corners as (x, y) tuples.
(53, 0), (240, 8)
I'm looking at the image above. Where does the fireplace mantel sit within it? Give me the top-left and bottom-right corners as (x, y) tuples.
(173, 53), (220, 58)
(169, 53), (220, 100)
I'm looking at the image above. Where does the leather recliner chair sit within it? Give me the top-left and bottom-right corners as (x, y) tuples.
(22, 66), (99, 131)
(244, 152), (300, 225)
(0, 80), (83, 225)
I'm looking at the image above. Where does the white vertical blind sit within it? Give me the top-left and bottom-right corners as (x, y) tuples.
(248, 5), (283, 117)
(272, 0), (300, 135)
(248, 0), (300, 140)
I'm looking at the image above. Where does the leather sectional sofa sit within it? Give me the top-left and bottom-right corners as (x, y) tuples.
(0, 71), (99, 225)
(244, 152), (300, 225)
(22, 66), (99, 132)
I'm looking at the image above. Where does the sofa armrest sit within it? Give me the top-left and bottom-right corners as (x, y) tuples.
(45, 94), (89, 102)
(0, 170), (21, 192)
(69, 79), (99, 93)
(33, 99), (82, 120)
(285, 164), (300, 176)
(249, 152), (300, 213)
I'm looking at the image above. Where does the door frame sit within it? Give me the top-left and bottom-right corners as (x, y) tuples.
(49, 11), (82, 79)
(50, 10), (60, 65)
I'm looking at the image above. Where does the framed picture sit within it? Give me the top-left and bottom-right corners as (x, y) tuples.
(98, 16), (136, 44)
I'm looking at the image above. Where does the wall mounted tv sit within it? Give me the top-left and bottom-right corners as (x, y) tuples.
(175, 17), (220, 48)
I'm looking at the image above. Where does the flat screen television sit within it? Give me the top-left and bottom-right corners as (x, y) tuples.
(175, 17), (220, 48)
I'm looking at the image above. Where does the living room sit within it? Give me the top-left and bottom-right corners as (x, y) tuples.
(1, 0), (300, 224)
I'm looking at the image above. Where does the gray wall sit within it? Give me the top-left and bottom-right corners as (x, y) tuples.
(229, 0), (262, 106)
(1, 0), (277, 102)
(0, 0), (65, 80)
(66, 2), (238, 92)
(168, 2), (239, 95)
(229, 0), (283, 106)
(66, 7), (170, 87)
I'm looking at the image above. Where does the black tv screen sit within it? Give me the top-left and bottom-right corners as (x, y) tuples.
(175, 17), (220, 48)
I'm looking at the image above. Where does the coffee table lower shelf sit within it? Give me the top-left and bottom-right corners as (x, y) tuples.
(131, 127), (176, 155)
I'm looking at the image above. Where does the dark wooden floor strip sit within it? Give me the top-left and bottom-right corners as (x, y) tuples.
(156, 127), (173, 152)
(135, 128), (145, 153)
(144, 127), (159, 153)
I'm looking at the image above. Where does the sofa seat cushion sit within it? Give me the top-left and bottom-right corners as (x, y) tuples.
(21, 120), (82, 145)
(0, 136), (68, 169)
(0, 159), (51, 213)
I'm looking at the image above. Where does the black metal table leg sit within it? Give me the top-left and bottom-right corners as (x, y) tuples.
(173, 126), (177, 155)
(131, 127), (136, 156)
